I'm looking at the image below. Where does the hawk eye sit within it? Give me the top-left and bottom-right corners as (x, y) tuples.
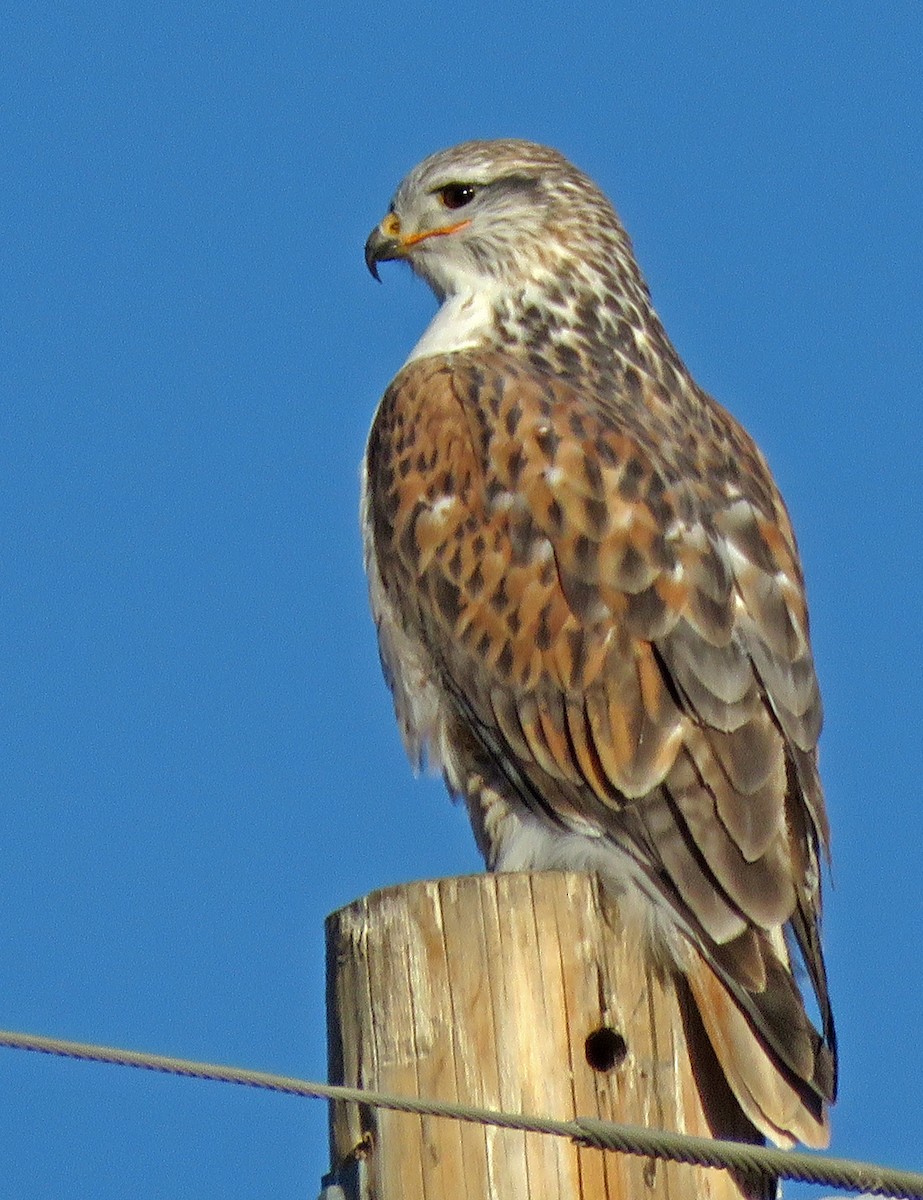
(438, 184), (478, 210)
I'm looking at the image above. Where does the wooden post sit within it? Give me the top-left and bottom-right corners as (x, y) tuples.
(325, 873), (772, 1199)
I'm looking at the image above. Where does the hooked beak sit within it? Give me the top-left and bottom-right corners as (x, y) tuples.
(364, 213), (472, 281)
(364, 219), (402, 282)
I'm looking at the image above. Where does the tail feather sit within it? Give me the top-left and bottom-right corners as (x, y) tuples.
(685, 947), (830, 1149)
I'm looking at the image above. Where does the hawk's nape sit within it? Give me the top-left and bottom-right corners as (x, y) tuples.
(361, 139), (835, 1149)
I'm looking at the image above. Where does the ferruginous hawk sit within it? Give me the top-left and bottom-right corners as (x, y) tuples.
(362, 139), (836, 1148)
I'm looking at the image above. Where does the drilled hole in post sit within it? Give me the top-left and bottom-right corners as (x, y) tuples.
(585, 1027), (628, 1072)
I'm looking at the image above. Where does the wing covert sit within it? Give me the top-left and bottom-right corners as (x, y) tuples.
(365, 348), (829, 1029)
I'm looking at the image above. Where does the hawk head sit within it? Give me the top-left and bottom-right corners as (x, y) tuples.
(365, 139), (639, 305)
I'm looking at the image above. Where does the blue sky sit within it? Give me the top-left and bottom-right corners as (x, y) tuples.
(2, 2), (921, 1195)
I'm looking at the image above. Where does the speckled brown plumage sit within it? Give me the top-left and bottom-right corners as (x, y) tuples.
(362, 139), (835, 1148)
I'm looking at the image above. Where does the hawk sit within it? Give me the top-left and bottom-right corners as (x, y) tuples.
(362, 139), (836, 1148)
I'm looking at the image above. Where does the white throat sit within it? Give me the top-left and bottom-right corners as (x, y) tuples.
(403, 288), (497, 366)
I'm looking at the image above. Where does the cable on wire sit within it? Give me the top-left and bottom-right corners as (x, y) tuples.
(1, 1027), (921, 1198)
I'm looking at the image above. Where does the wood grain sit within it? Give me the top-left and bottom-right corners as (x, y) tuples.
(325, 873), (773, 1198)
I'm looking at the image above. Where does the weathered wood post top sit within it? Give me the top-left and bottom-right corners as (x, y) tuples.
(324, 872), (770, 1199)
